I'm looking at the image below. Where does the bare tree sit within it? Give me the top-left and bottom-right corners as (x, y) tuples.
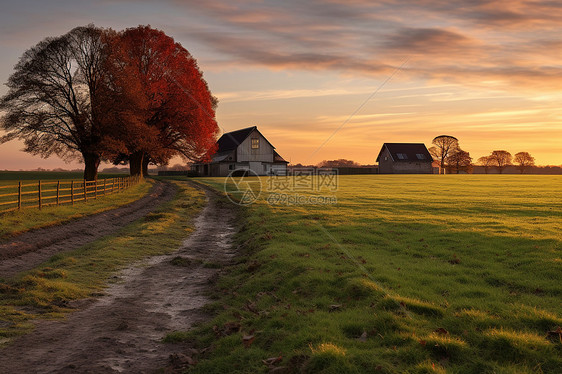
(446, 148), (473, 174)
(429, 135), (458, 174)
(477, 156), (494, 174)
(489, 150), (512, 174)
(513, 152), (535, 174)
(0, 25), (111, 180)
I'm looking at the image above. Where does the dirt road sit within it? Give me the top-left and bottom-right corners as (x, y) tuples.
(0, 181), (177, 278)
(0, 185), (238, 373)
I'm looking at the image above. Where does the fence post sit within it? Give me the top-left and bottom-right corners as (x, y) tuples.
(18, 181), (22, 210)
(71, 181), (74, 205)
(38, 180), (42, 210)
(94, 179), (98, 199)
(56, 181), (60, 205)
(103, 179), (106, 195)
(84, 179), (87, 201)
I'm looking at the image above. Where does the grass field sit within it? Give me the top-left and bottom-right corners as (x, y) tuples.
(0, 171), (147, 238)
(0, 181), (150, 239)
(0, 180), (206, 343)
(172, 175), (562, 373)
(0, 171), (129, 181)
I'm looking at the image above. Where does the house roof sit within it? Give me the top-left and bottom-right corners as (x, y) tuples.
(376, 143), (433, 163)
(211, 151), (234, 163)
(216, 126), (275, 153)
(274, 151), (289, 163)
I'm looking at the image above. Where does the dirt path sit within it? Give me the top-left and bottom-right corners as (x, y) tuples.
(0, 186), (238, 373)
(0, 181), (177, 278)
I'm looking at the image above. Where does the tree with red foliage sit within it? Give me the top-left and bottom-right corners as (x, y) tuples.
(104, 26), (219, 176)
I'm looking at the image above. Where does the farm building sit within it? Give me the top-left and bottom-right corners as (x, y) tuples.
(376, 143), (434, 174)
(192, 126), (289, 177)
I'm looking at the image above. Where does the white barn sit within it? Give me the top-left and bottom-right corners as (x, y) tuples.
(192, 126), (288, 177)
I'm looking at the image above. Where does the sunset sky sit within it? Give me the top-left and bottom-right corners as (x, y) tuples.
(1, 0), (562, 169)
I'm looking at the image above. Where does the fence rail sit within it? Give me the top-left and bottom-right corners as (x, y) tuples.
(0, 176), (141, 214)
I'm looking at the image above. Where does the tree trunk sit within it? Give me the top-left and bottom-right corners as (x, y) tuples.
(141, 155), (150, 177)
(83, 153), (100, 181)
(129, 151), (144, 177)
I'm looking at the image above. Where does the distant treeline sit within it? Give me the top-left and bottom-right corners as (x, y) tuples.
(472, 165), (562, 174)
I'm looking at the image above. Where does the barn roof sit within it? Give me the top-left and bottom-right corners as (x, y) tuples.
(376, 143), (433, 163)
(217, 126), (275, 153)
(274, 151), (289, 163)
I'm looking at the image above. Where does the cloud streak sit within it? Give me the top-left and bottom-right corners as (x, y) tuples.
(160, 0), (562, 92)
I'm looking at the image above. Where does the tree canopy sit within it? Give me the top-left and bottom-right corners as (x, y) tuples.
(446, 148), (473, 174)
(317, 159), (361, 168)
(489, 150), (512, 174)
(0, 25), (219, 179)
(477, 156), (494, 174)
(514, 152), (535, 174)
(429, 135), (458, 174)
(103, 26), (219, 176)
(0, 25), (110, 180)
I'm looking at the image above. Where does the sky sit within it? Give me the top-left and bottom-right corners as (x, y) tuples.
(1, 0), (562, 169)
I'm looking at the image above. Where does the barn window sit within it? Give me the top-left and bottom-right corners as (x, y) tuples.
(416, 153), (426, 160)
(396, 153), (408, 160)
(229, 164), (235, 170)
(251, 138), (260, 149)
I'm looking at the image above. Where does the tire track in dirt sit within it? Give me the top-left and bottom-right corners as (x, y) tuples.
(0, 185), (238, 373)
(0, 181), (177, 279)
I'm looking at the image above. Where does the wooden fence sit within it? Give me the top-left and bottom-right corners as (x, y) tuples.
(0, 176), (141, 214)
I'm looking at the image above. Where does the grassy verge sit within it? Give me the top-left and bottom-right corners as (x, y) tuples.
(171, 175), (562, 373)
(0, 179), (151, 239)
(0, 171), (130, 181)
(0, 180), (206, 344)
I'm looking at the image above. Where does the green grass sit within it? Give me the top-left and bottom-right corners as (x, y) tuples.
(174, 175), (562, 373)
(0, 171), (137, 213)
(0, 171), (129, 181)
(0, 180), (206, 343)
(0, 179), (151, 239)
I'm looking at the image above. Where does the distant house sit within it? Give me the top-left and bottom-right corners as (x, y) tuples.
(192, 126), (288, 177)
(376, 143), (434, 174)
